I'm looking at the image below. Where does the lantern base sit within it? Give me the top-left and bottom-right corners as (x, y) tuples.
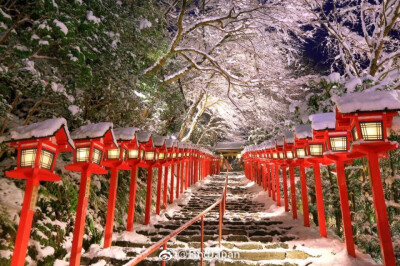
(6, 168), (61, 182)
(65, 163), (107, 175)
(102, 160), (130, 171)
(352, 141), (398, 155)
(306, 157), (334, 166)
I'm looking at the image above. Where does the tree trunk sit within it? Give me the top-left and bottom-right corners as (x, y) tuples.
(178, 90), (205, 140)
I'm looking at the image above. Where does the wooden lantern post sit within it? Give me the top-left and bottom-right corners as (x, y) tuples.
(66, 122), (117, 266)
(102, 127), (136, 248)
(6, 118), (74, 266)
(332, 90), (400, 265)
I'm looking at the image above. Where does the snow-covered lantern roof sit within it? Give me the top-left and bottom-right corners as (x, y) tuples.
(103, 127), (138, 170)
(66, 122), (116, 174)
(6, 118), (75, 182)
(283, 131), (295, 159)
(307, 113), (336, 158)
(332, 90), (400, 142)
(275, 136), (285, 159)
(294, 124), (312, 159)
(309, 113), (350, 155)
(152, 135), (167, 162)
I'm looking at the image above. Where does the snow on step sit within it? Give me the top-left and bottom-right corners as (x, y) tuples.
(82, 173), (377, 266)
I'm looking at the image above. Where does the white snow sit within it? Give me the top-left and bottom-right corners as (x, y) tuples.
(68, 105), (80, 115)
(84, 244), (127, 260)
(139, 19), (152, 30)
(112, 231), (149, 243)
(391, 116), (400, 133)
(20, 59), (37, 74)
(294, 124), (312, 139)
(136, 131), (151, 143)
(0, 8), (12, 20)
(134, 90), (146, 99)
(276, 136), (284, 146)
(39, 40), (49, 46)
(309, 112), (336, 130)
(87, 11), (101, 24)
(14, 45), (29, 51)
(71, 122), (114, 140)
(113, 127), (138, 141)
(10, 118), (74, 148)
(332, 90), (400, 113)
(0, 178), (24, 223)
(53, 19), (68, 35)
(322, 72), (341, 83)
(345, 77), (362, 93)
(284, 130), (294, 143)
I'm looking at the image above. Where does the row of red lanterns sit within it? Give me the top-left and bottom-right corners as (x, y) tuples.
(241, 90), (400, 266)
(4, 120), (222, 266)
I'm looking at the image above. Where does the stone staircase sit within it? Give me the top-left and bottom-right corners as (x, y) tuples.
(81, 173), (316, 265)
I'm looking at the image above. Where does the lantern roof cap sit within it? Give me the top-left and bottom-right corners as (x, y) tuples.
(165, 138), (175, 148)
(309, 112), (336, 130)
(276, 136), (284, 146)
(71, 122), (117, 147)
(152, 135), (166, 147)
(284, 131), (295, 143)
(113, 127), (138, 141)
(10, 118), (75, 149)
(294, 124), (312, 139)
(136, 131), (152, 143)
(332, 90), (400, 113)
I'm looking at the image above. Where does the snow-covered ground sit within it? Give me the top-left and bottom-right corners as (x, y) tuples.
(240, 175), (379, 266)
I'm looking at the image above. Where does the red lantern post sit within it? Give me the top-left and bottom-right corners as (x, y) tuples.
(125, 131), (142, 232)
(102, 127), (136, 248)
(332, 90), (400, 265)
(6, 118), (74, 266)
(136, 133), (166, 225)
(294, 124), (313, 227)
(66, 122), (117, 266)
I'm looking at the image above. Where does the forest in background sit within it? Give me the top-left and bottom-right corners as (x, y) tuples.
(1, 0), (400, 264)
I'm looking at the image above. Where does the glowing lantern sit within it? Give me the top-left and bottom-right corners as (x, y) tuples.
(6, 118), (74, 266)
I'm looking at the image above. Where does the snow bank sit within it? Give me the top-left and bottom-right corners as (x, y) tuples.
(294, 124), (312, 139)
(113, 127), (138, 141)
(10, 118), (74, 148)
(332, 90), (400, 113)
(309, 112), (336, 130)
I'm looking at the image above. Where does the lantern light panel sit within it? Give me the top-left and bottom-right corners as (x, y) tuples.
(329, 136), (347, 151)
(128, 149), (139, 159)
(309, 144), (323, 156)
(296, 148), (306, 158)
(359, 121), (383, 140)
